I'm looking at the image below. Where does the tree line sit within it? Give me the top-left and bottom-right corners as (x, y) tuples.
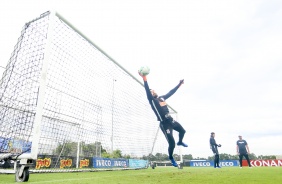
(142, 153), (276, 161)
(52, 141), (130, 158)
(52, 141), (276, 161)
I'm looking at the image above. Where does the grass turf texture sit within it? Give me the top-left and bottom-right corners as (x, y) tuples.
(0, 167), (281, 184)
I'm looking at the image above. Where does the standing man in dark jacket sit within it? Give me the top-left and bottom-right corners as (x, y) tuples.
(139, 72), (187, 167)
(237, 135), (252, 168)
(210, 132), (221, 168)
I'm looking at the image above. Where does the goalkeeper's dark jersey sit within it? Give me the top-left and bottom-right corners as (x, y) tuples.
(143, 81), (181, 122)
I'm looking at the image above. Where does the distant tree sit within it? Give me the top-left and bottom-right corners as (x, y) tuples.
(53, 141), (106, 158)
(80, 141), (103, 157)
(257, 155), (276, 159)
(123, 154), (131, 159)
(183, 154), (193, 160)
(208, 153), (237, 160)
(102, 152), (111, 158)
(100, 149), (131, 159)
(53, 141), (77, 156)
(207, 156), (213, 160)
(112, 149), (122, 158)
(141, 153), (170, 161)
(155, 153), (162, 161)
(229, 154), (239, 160)
(220, 153), (234, 160)
(248, 153), (257, 160)
(141, 155), (148, 160)
(147, 153), (156, 161)
(155, 153), (169, 161)
(194, 156), (207, 160)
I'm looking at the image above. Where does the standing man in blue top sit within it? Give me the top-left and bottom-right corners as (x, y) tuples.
(139, 72), (187, 167)
(210, 132), (221, 168)
(237, 135), (252, 168)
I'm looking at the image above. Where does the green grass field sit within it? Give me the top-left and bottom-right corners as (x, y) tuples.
(1, 167), (282, 184)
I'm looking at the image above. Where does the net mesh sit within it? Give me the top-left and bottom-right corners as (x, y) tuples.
(0, 12), (179, 170)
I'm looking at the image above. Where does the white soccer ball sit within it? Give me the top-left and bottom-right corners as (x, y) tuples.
(139, 66), (150, 76)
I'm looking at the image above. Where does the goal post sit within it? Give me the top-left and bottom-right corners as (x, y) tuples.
(0, 11), (180, 177)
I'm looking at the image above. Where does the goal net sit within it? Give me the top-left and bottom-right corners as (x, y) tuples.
(0, 11), (180, 171)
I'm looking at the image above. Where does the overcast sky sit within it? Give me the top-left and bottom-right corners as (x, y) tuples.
(0, 0), (281, 158)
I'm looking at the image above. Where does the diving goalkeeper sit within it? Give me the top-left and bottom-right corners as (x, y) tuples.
(139, 72), (187, 167)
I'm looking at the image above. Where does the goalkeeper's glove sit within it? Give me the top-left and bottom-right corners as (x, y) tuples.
(138, 71), (147, 81)
(179, 79), (184, 86)
(218, 144), (222, 147)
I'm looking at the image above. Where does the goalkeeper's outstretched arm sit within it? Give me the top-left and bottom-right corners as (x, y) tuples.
(139, 72), (153, 101)
(162, 79), (184, 100)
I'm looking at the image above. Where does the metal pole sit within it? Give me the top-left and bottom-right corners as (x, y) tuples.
(31, 11), (56, 160)
(111, 79), (116, 153)
(76, 141), (80, 168)
(76, 101), (85, 168)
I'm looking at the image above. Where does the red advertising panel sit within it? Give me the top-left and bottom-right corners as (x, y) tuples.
(242, 160), (282, 167)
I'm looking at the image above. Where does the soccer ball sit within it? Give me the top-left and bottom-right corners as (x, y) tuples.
(139, 66), (150, 76)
